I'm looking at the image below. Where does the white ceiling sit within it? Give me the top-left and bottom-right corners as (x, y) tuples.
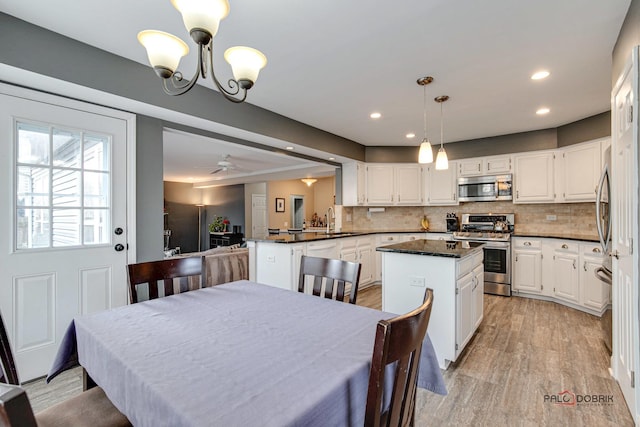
(0, 0), (631, 184)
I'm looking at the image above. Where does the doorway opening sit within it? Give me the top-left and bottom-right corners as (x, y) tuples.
(290, 195), (305, 228)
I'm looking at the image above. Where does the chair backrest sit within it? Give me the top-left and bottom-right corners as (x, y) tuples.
(297, 255), (362, 304)
(0, 311), (19, 386)
(365, 288), (434, 427)
(0, 383), (38, 427)
(268, 228), (280, 235)
(127, 256), (204, 304)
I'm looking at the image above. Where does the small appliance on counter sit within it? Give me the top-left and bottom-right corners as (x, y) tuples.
(446, 213), (459, 232)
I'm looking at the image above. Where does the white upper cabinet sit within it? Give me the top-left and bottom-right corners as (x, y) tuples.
(513, 151), (555, 203)
(365, 164), (395, 205)
(342, 162), (366, 206)
(424, 161), (459, 206)
(394, 164), (423, 205)
(366, 164), (423, 206)
(458, 155), (512, 177)
(556, 138), (604, 202)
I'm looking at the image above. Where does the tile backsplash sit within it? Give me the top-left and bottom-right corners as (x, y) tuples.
(341, 202), (597, 240)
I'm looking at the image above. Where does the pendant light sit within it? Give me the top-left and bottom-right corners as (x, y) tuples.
(417, 76), (434, 164)
(435, 95), (449, 170)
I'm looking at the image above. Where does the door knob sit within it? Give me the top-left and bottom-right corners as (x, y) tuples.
(114, 243), (125, 252)
(114, 227), (123, 235)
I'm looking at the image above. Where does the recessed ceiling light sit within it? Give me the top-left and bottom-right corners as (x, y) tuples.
(406, 133), (416, 139)
(536, 107), (550, 115)
(285, 146), (294, 150)
(370, 112), (382, 119)
(328, 157), (335, 161)
(531, 70), (550, 80)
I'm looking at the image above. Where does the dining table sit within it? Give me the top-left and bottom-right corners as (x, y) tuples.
(48, 280), (446, 427)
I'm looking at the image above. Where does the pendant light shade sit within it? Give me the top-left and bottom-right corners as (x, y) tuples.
(435, 95), (449, 170)
(417, 76), (434, 164)
(418, 140), (433, 163)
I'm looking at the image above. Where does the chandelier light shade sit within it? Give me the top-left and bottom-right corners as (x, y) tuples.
(138, 0), (267, 103)
(435, 95), (450, 170)
(301, 178), (318, 187)
(417, 76), (434, 164)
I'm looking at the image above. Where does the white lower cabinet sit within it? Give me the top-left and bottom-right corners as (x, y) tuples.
(551, 242), (580, 304)
(456, 270), (474, 352)
(472, 264), (484, 330)
(579, 243), (607, 311)
(512, 237), (608, 315)
(512, 238), (543, 293)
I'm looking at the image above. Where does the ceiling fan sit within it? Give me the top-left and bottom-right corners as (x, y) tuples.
(210, 154), (236, 175)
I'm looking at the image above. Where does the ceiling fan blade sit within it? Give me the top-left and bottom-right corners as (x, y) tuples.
(210, 168), (223, 174)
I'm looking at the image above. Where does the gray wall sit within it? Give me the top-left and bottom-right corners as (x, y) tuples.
(365, 112), (609, 163)
(613, 0), (640, 86)
(136, 116), (165, 261)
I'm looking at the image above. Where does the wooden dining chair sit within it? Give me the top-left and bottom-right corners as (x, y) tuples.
(127, 256), (204, 303)
(297, 255), (362, 304)
(365, 288), (434, 427)
(0, 311), (131, 427)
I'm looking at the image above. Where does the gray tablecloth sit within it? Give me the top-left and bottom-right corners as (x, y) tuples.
(48, 280), (445, 427)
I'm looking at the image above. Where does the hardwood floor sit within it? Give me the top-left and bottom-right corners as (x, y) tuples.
(24, 285), (634, 425)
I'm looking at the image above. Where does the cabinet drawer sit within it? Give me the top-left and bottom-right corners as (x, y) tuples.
(512, 238), (542, 249)
(378, 234), (401, 244)
(457, 250), (483, 279)
(551, 241), (579, 253)
(580, 243), (603, 257)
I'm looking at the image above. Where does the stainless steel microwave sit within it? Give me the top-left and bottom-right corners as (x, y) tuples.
(457, 174), (513, 202)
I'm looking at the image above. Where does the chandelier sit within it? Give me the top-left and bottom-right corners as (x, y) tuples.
(137, 0), (267, 103)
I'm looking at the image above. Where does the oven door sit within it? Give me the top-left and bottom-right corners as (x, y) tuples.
(483, 242), (510, 284)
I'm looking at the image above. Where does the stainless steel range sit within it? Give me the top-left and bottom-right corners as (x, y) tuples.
(453, 213), (514, 296)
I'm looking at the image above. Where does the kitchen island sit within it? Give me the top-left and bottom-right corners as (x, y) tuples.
(377, 239), (484, 369)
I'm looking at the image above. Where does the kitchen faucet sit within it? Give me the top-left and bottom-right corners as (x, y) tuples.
(326, 206), (335, 233)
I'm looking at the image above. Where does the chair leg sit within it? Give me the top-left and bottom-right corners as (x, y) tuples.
(83, 368), (97, 391)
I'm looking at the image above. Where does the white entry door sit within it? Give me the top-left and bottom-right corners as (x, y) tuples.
(611, 47), (638, 418)
(251, 194), (267, 239)
(0, 86), (133, 381)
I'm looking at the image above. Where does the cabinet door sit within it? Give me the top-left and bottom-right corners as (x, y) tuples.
(366, 164), (394, 204)
(472, 264), (484, 329)
(513, 249), (542, 293)
(485, 155), (512, 174)
(553, 252), (579, 303)
(357, 243), (373, 285)
(456, 271), (474, 356)
(581, 256), (608, 311)
(357, 162), (366, 204)
(425, 162), (459, 205)
(561, 141), (601, 202)
(291, 244), (306, 292)
(513, 152), (555, 203)
(394, 164), (423, 205)
(341, 162), (364, 206)
(458, 159), (482, 177)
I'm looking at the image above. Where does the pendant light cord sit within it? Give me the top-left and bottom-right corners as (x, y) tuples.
(440, 101), (444, 148)
(423, 85), (428, 139)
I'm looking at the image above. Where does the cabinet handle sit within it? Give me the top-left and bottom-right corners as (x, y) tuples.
(573, 260), (576, 269)
(561, 244), (568, 249)
(524, 241), (531, 246)
(478, 164), (481, 172)
(515, 255), (518, 262)
(516, 190), (519, 199)
(592, 247), (601, 253)
(583, 261), (587, 271)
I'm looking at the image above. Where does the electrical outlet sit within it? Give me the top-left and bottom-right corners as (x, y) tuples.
(409, 276), (426, 287)
(266, 256), (275, 263)
(546, 215), (557, 221)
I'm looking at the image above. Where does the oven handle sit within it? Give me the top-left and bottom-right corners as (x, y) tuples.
(479, 241), (510, 249)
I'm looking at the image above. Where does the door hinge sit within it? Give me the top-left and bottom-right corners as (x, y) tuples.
(631, 371), (635, 388)
(455, 288), (459, 295)
(541, 285), (544, 291)
(541, 254), (543, 260)
(630, 238), (634, 255)
(455, 343), (459, 351)
(629, 105), (634, 124)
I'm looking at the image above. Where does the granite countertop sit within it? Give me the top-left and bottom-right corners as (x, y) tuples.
(249, 230), (451, 243)
(512, 232), (599, 242)
(376, 239), (484, 259)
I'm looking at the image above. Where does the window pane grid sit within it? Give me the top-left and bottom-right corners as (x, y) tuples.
(15, 121), (112, 250)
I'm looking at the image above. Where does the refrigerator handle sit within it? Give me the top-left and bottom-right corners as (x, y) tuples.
(595, 164), (610, 251)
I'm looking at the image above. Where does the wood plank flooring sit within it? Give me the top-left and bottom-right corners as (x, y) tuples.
(24, 285), (634, 425)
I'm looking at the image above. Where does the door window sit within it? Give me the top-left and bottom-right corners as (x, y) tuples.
(15, 121), (111, 250)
